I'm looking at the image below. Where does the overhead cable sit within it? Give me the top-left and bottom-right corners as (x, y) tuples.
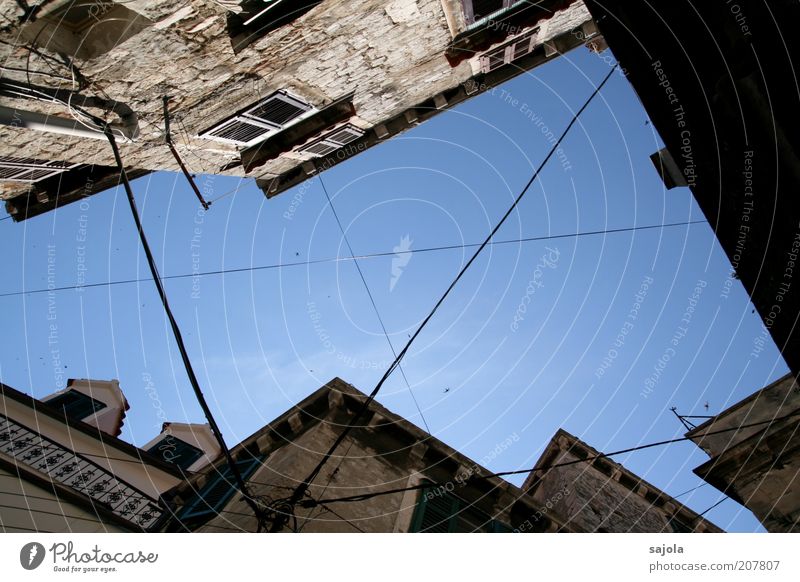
(271, 65), (620, 532)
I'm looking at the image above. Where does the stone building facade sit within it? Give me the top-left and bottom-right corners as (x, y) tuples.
(1, 0), (595, 220)
(1, 374), (722, 533)
(523, 429), (721, 533)
(165, 378), (720, 533)
(687, 373), (800, 532)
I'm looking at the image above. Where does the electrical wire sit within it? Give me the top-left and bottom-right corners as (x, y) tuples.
(98, 123), (268, 532)
(271, 65), (620, 532)
(301, 409), (800, 508)
(316, 168), (431, 434)
(0, 219), (706, 297)
(8, 398), (794, 528)
(672, 482), (709, 499)
(698, 496), (729, 517)
(163, 96), (210, 210)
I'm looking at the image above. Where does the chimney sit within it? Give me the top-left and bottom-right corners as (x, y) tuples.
(40, 378), (129, 437)
(142, 423), (221, 472)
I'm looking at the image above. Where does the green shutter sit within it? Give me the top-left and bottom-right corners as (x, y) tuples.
(147, 436), (204, 469)
(410, 485), (512, 533)
(179, 456), (263, 521)
(45, 390), (106, 421)
(420, 492), (458, 532)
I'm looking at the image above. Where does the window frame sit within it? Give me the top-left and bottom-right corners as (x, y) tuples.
(297, 123), (365, 158)
(409, 484), (511, 533)
(178, 455), (264, 521)
(146, 435), (205, 470)
(227, 0), (323, 53)
(479, 25), (540, 73)
(0, 157), (79, 183)
(199, 90), (316, 147)
(44, 389), (106, 421)
(462, 0), (516, 26)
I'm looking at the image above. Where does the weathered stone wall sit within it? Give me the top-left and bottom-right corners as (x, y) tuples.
(1, 0), (592, 213)
(531, 448), (673, 533)
(525, 430), (722, 533)
(200, 420), (415, 533)
(185, 378), (550, 533)
(688, 374), (800, 532)
(688, 373), (800, 457)
(2, 1), (464, 174)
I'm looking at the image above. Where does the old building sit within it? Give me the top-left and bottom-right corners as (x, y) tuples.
(0, 377), (218, 532)
(687, 373), (800, 532)
(582, 1), (800, 377)
(1, 375), (723, 533)
(1, 0), (595, 220)
(164, 378), (720, 533)
(526, 429), (722, 533)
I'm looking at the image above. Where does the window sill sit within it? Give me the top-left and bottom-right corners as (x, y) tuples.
(446, 0), (573, 64)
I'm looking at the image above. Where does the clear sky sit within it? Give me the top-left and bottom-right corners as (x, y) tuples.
(0, 47), (787, 532)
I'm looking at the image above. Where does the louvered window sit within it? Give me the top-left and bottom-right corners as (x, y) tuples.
(462, 0), (516, 25)
(179, 456), (263, 521)
(410, 485), (511, 532)
(147, 436), (204, 470)
(199, 91), (314, 146)
(479, 26), (540, 73)
(0, 156), (78, 183)
(297, 124), (364, 158)
(44, 390), (106, 422)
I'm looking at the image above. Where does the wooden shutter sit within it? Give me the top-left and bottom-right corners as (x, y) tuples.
(464, 0), (513, 24)
(0, 156), (77, 183)
(199, 117), (275, 146)
(45, 390), (106, 421)
(199, 91), (314, 146)
(479, 26), (540, 73)
(146, 436), (204, 470)
(416, 492), (457, 532)
(244, 91), (312, 126)
(180, 456), (263, 521)
(411, 485), (513, 532)
(298, 124), (364, 158)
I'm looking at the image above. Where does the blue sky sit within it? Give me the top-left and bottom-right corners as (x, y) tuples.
(0, 47), (787, 532)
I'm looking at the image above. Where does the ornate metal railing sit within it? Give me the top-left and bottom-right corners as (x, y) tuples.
(0, 413), (163, 529)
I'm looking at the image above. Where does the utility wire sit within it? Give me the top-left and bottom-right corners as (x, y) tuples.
(0, 219), (705, 298)
(673, 482), (709, 499)
(162, 96), (210, 210)
(0, 80), (260, 525)
(99, 125), (266, 531)
(698, 496), (729, 517)
(301, 409), (800, 508)
(316, 168), (431, 434)
(271, 65), (620, 532)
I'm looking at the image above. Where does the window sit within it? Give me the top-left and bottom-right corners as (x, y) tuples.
(199, 91), (315, 147)
(297, 123), (364, 157)
(479, 26), (540, 73)
(179, 456), (263, 521)
(227, 0), (323, 52)
(667, 516), (693, 533)
(410, 485), (511, 532)
(44, 390), (106, 421)
(146, 436), (204, 470)
(0, 156), (78, 183)
(462, 0), (516, 25)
